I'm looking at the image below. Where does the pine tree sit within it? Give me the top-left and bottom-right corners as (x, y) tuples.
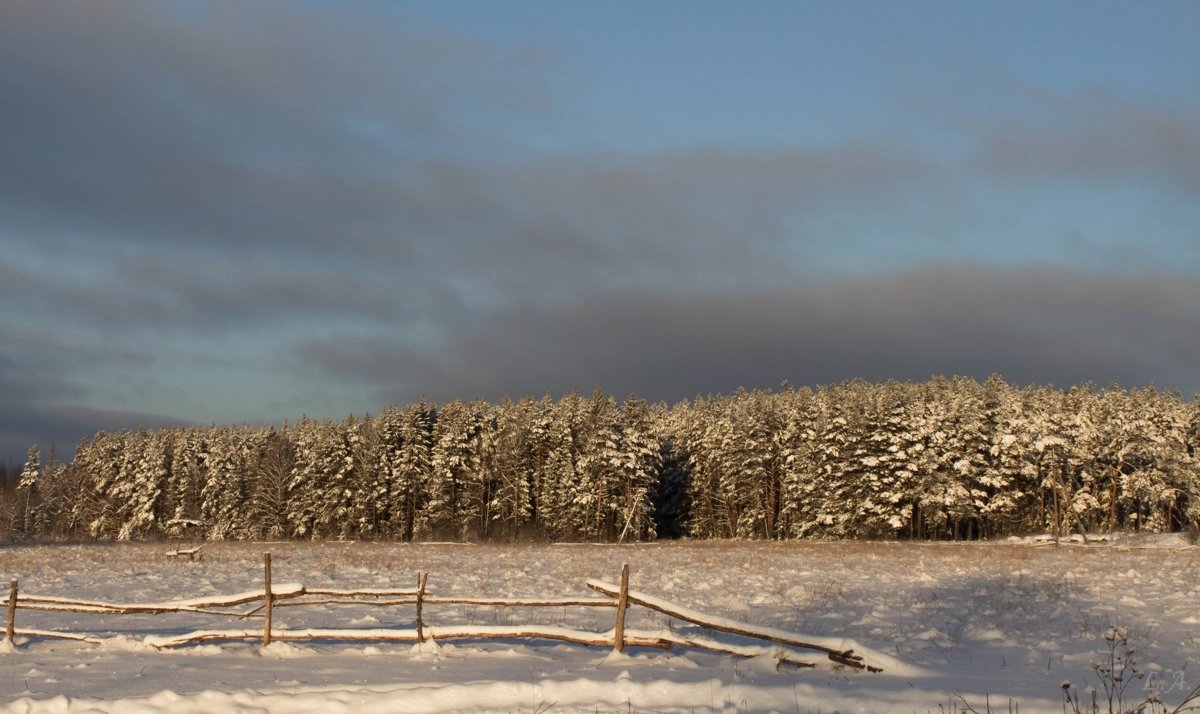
(574, 388), (624, 540)
(807, 381), (871, 538)
(164, 429), (205, 529)
(372, 406), (402, 538)
(15, 444), (44, 539)
(430, 400), (483, 540)
(102, 429), (169, 541)
(488, 397), (544, 539)
(676, 394), (720, 538)
(250, 425), (295, 538)
(200, 427), (243, 539)
(612, 396), (661, 542)
(392, 401), (434, 540)
(778, 386), (820, 539)
(287, 417), (339, 539)
(542, 392), (590, 540)
(975, 375), (1033, 537)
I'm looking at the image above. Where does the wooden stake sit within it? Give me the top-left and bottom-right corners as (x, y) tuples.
(415, 571), (428, 642)
(262, 553), (273, 647)
(614, 563), (629, 652)
(5, 579), (16, 645)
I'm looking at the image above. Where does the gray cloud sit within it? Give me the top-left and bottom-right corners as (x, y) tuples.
(0, 0), (557, 254)
(1, 0), (945, 324)
(0, 343), (192, 465)
(926, 75), (1200, 194)
(297, 265), (1200, 405)
(0, 401), (192, 468)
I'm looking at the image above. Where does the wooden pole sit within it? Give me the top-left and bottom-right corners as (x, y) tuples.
(5, 579), (16, 645)
(587, 579), (878, 671)
(262, 553), (273, 647)
(614, 563), (629, 652)
(415, 571), (428, 642)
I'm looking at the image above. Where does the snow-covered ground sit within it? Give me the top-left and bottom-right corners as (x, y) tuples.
(1, 536), (1198, 713)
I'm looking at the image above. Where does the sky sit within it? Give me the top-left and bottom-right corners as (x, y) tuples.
(2, 0), (1199, 464)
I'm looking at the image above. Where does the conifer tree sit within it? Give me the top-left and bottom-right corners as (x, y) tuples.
(14, 444), (43, 539)
(249, 425), (295, 539)
(430, 400), (483, 540)
(392, 401), (434, 540)
(201, 427), (252, 539)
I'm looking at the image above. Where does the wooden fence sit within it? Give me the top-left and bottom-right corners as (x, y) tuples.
(3, 553), (880, 672)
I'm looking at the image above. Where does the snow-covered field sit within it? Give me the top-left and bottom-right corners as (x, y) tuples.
(1, 537), (1198, 713)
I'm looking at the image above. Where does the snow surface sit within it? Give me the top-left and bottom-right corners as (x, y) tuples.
(2, 536), (1198, 713)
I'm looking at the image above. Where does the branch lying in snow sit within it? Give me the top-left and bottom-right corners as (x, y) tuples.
(144, 629), (260, 648)
(643, 629), (821, 669)
(428, 625), (673, 649)
(143, 625), (672, 650)
(18, 584), (306, 614)
(586, 579), (882, 672)
(10, 629), (104, 645)
(142, 624), (821, 669)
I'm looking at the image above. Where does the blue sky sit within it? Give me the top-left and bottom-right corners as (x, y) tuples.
(1, 0), (1198, 463)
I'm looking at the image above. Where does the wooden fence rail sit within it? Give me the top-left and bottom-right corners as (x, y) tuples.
(2, 554), (881, 672)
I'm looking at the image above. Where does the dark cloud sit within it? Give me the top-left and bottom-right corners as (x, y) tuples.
(0, 349), (85, 407)
(0, 401), (192, 467)
(387, 146), (938, 301)
(297, 265), (1200, 405)
(933, 79), (1200, 194)
(0, 345), (191, 465)
(0, 0), (558, 254)
(1, 0), (941, 314)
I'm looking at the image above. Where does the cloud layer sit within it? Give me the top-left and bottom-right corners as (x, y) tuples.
(1, 1), (1197, 463)
(295, 266), (1200, 403)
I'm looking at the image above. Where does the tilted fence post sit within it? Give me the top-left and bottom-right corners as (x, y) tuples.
(614, 563), (630, 652)
(263, 553), (273, 647)
(5, 579), (16, 646)
(415, 571), (428, 642)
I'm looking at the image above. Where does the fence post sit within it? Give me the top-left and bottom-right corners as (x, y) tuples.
(5, 579), (16, 646)
(415, 571), (428, 642)
(614, 563), (629, 652)
(262, 553), (273, 647)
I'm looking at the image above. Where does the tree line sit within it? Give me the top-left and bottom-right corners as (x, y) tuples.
(5, 376), (1199, 543)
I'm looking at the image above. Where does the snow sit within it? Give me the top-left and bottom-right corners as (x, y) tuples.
(2, 537), (1199, 712)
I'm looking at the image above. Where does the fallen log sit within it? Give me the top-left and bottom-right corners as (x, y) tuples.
(586, 579), (880, 672)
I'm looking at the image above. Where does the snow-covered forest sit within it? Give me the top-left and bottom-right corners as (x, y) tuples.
(5, 376), (1199, 543)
